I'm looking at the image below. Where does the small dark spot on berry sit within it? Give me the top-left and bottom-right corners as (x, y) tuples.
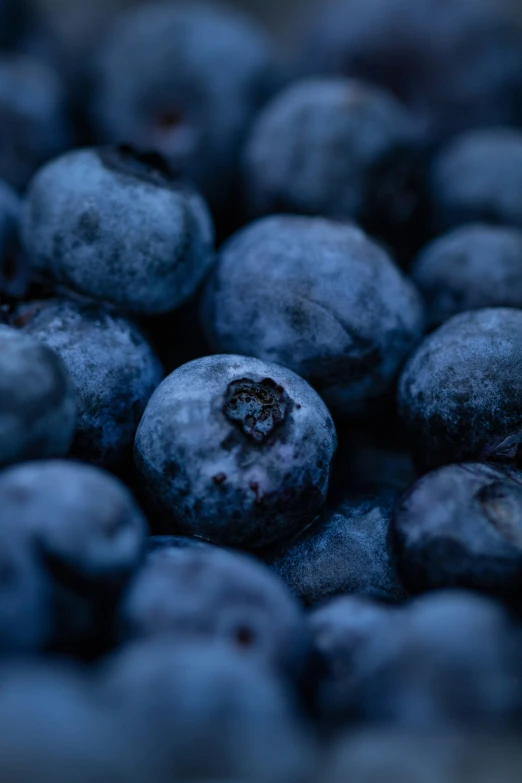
(213, 472), (227, 485)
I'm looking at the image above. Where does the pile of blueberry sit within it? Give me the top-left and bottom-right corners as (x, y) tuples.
(4, 0), (522, 779)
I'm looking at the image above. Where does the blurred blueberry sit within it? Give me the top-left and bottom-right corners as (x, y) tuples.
(89, 0), (282, 209)
(411, 224), (522, 328)
(134, 353), (337, 548)
(429, 129), (522, 233)
(0, 459), (147, 652)
(118, 544), (310, 680)
(0, 324), (76, 468)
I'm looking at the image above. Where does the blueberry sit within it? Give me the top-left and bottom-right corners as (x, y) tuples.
(429, 129), (522, 233)
(21, 146), (215, 316)
(0, 528), (51, 654)
(100, 638), (315, 783)
(0, 178), (24, 298)
(312, 590), (522, 728)
(0, 459), (147, 651)
(0, 56), (70, 191)
(135, 354), (336, 548)
(89, 0), (281, 208)
(12, 298), (163, 469)
(394, 463), (522, 601)
(298, 0), (522, 140)
(118, 544), (310, 679)
(0, 324), (76, 467)
(269, 490), (407, 606)
(411, 224), (522, 328)
(242, 78), (424, 248)
(398, 308), (522, 471)
(203, 216), (424, 417)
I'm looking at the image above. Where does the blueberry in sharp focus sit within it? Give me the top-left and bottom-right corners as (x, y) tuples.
(429, 129), (522, 233)
(117, 544), (310, 680)
(393, 463), (522, 601)
(312, 590), (522, 728)
(202, 216), (424, 417)
(398, 308), (522, 471)
(12, 298), (163, 469)
(298, 0), (522, 141)
(100, 638), (315, 783)
(269, 490), (407, 606)
(242, 78), (425, 247)
(21, 146), (215, 316)
(0, 459), (147, 651)
(89, 0), (281, 209)
(0, 55), (70, 191)
(0, 324), (76, 467)
(134, 353), (337, 549)
(411, 224), (522, 328)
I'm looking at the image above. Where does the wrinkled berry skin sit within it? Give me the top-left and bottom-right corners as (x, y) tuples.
(269, 490), (407, 606)
(411, 224), (522, 328)
(134, 354), (337, 549)
(0, 460), (147, 650)
(203, 216), (424, 417)
(101, 639), (315, 783)
(90, 1), (281, 208)
(13, 298), (163, 469)
(0, 56), (70, 191)
(429, 129), (522, 233)
(0, 178), (22, 297)
(299, 0), (522, 141)
(312, 590), (522, 728)
(0, 325), (76, 467)
(118, 544), (310, 679)
(243, 78), (423, 245)
(21, 146), (215, 316)
(398, 308), (522, 471)
(394, 463), (522, 601)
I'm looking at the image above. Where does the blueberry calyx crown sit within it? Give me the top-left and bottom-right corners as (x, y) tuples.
(223, 377), (291, 443)
(98, 144), (181, 189)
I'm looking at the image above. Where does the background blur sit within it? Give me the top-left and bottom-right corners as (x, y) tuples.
(37, 0), (310, 51)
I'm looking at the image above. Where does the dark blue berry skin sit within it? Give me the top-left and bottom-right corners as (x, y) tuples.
(411, 224), (522, 329)
(398, 308), (522, 471)
(0, 325), (77, 468)
(21, 146), (215, 316)
(269, 490), (407, 606)
(134, 354), (337, 549)
(243, 78), (424, 248)
(298, 0), (522, 142)
(0, 460), (147, 652)
(117, 544), (310, 680)
(89, 0), (281, 209)
(312, 590), (522, 728)
(203, 216), (424, 417)
(147, 535), (214, 553)
(0, 56), (70, 192)
(429, 129), (522, 233)
(0, 179), (24, 298)
(101, 638), (315, 783)
(0, 528), (51, 654)
(13, 298), (163, 469)
(394, 463), (522, 602)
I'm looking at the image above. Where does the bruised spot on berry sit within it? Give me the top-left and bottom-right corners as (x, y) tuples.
(223, 377), (292, 443)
